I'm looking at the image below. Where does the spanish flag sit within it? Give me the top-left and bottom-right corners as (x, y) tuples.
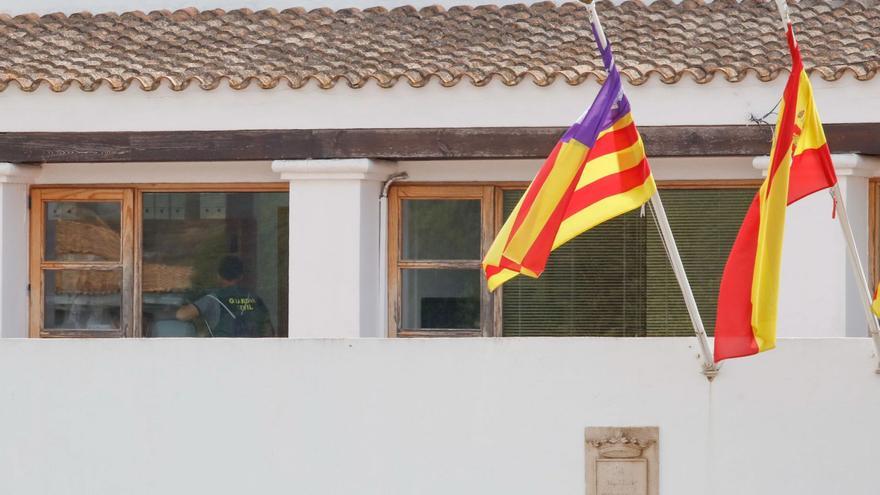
(872, 285), (880, 318)
(714, 24), (838, 362)
(483, 24), (656, 291)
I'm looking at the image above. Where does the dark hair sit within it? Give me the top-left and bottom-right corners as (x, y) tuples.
(218, 255), (244, 281)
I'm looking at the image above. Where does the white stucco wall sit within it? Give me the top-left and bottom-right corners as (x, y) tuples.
(1, 77), (878, 132)
(0, 166), (37, 338)
(30, 156), (763, 184)
(33, 161), (283, 184)
(397, 156), (763, 182)
(0, 337), (876, 494)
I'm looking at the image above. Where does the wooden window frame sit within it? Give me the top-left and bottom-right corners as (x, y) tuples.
(870, 179), (880, 285)
(387, 184), (495, 337)
(388, 180), (760, 338)
(29, 183), (289, 338)
(29, 188), (135, 338)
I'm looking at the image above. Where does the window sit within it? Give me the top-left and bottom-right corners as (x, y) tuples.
(871, 179), (880, 285)
(30, 189), (134, 337)
(388, 182), (758, 337)
(29, 186), (289, 338)
(387, 186), (494, 337)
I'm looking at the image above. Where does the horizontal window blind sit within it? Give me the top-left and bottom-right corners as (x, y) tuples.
(645, 188), (756, 336)
(501, 190), (646, 337)
(500, 187), (756, 337)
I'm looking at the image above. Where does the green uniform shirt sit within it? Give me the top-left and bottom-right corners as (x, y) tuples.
(193, 286), (273, 337)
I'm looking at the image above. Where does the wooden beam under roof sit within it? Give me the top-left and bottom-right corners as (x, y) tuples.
(1, 123), (877, 163)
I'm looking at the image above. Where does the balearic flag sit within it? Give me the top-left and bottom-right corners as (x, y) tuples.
(714, 24), (838, 362)
(482, 25), (656, 291)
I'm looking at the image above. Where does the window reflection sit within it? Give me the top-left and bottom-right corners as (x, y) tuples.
(45, 202), (121, 262)
(44, 269), (121, 330)
(402, 269), (480, 329)
(402, 199), (481, 260)
(141, 192), (289, 337)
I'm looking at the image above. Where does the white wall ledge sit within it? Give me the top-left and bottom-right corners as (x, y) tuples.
(272, 158), (397, 181)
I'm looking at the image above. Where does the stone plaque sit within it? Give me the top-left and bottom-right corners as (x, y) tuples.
(596, 459), (647, 495)
(585, 427), (658, 495)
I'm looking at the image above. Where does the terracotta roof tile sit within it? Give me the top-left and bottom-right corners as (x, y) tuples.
(0, 0), (877, 92)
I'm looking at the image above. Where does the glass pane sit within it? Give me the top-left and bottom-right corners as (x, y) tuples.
(45, 202), (121, 261)
(141, 192), (289, 338)
(402, 269), (480, 329)
(402, 199), (481, 260)
(44, 269), (121, 330)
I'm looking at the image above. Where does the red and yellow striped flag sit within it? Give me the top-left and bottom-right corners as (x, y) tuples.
(483, 27), (656, 291)
(714, 24), (838, 362)
(872, 285), (880, 318)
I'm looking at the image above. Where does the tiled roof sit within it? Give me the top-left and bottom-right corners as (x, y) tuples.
(0, 0), (877, 92)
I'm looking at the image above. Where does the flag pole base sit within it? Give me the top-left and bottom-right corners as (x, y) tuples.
(702, 364), (719, 381)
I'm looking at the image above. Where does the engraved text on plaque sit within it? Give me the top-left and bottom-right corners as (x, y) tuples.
(585, 427), (658, 495)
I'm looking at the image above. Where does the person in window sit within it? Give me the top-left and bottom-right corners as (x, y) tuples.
(175, 254), (274, 337)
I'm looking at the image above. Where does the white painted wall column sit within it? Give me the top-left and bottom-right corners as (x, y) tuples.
(273, 159), (396, 338)
(833, 155), (880, 337)
(0, 163), (38, 337)
(770, 154), (880, 338)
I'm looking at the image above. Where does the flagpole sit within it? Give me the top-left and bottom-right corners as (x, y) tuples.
(649, 193), (718, 374)
(582, 0), (718, 376)
(774, 0), (792, 27)
(830, 185), (880, 370)
(771, 0), (880, 370)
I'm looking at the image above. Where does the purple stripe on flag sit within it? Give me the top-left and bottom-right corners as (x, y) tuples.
(561, 27), (631, 147)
